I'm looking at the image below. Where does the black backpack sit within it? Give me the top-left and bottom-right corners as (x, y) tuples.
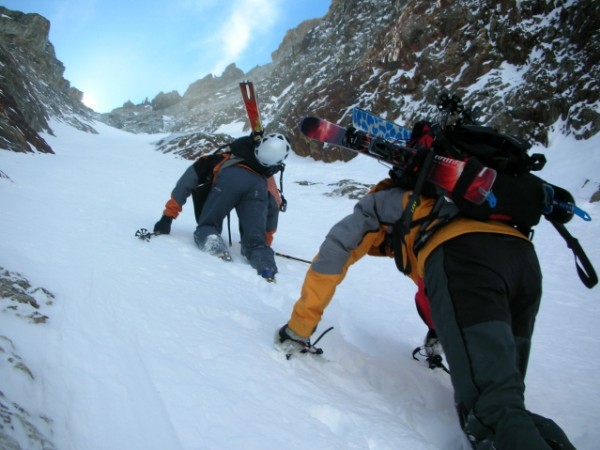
(190, 151), (231, 223)
(390, 95), (597, 288)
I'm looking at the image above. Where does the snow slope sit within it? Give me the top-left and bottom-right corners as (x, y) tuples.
(0, 119), (598, 450)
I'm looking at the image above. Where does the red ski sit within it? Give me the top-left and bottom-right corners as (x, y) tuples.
(239, 80), (263, 135)
(299, 116), (496, 205)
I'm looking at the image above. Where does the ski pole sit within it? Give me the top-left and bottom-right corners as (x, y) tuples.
(275, 252), (311, 264)
(135, 228), (160, 241)
(136, 229), (312, 265)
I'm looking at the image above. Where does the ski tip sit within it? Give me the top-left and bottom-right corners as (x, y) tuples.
(298, 116), (318, 134)
(299, 116), (334, 133)
(299, 116), (316, 125)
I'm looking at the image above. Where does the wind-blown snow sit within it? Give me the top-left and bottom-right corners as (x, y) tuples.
(0, 119), (598, 450)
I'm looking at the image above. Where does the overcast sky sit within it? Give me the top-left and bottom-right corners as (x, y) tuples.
(5, 0), (331, 112)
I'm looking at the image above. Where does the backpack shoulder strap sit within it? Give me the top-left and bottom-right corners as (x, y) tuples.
(192, 152), (233, 181)
(211, 153), (243, 178)
(550, 221), (598, 288)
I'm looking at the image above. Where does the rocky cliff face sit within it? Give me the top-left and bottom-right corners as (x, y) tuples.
(98, 0), (600, 162)
(270, 0), (598, 157)
(0, 7), (96, 153)
(1, 1), (598, 162)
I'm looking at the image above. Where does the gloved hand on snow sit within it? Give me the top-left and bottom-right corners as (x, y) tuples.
(153, 215), (173, 234)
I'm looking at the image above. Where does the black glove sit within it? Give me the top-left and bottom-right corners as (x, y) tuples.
(153, 215), (173, 234)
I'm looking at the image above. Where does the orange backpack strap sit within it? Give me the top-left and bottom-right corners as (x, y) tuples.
(211, 153), (244, 180)
(190, 153), (237, 222)
(267, 176), (282, 208)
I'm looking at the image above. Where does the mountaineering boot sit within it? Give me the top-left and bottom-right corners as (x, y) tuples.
(261, 268), (276, 283)
(197, 233), (233, 262)
(424, 328), (444, 357)
(412, 328), (450, 372)
(216, 251), (233, 262)
(275, 325), (323, 359)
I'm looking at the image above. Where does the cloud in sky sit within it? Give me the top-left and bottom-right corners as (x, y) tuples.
(210, 0), (283, 75)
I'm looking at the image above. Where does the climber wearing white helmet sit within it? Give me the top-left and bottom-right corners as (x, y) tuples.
(153, 131), (291, 282)
(255, 133), (291, 167)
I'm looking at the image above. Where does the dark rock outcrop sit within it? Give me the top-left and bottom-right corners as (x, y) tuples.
(0, 6), (96, 153)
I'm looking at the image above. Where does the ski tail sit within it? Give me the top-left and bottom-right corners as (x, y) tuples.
(239, 80), (263, 135)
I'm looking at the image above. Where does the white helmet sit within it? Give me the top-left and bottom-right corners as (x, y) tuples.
(255, 133), (291, 167)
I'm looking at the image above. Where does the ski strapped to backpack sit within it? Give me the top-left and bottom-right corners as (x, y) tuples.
(238, 80), (287, 212)
(187, 81), (287, 246)
(393, 94), (596, 288)
(240, 80), (264, 138)
(298, 94), (597, 288)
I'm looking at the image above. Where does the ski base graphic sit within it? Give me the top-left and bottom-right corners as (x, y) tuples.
(352, 108), (412, 142)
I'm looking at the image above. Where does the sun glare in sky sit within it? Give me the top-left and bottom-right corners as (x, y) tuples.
(82, 92), (98, 111)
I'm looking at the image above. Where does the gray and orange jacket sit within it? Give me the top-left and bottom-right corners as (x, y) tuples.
(287, 178), (528, 338)
(161, 141), (283, 246)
